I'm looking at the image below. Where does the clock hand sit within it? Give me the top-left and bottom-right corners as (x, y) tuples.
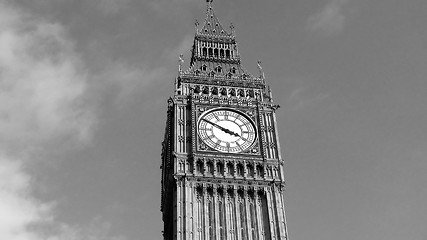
(202, 119), (240, 137)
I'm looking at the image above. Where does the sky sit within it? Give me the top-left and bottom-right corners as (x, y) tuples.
(0, 0), (426, 239)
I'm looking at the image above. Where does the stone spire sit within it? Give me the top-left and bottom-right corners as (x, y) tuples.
(197, 0), (232, 38)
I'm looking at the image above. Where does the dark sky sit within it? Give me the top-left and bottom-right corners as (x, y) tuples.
(0, 0), (426, 240)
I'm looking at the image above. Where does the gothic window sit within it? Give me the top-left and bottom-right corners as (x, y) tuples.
(187, 160), (194, 173)
(211, 87), (218, 95)
(226, 72), (232, 78)
(220, 49), (224, 58)
(207, 161), (214, 175)
(216, 162), (224, 175)
(256, 165), (263, 178)
(227, 162), (234, 176)
(247, 89), (255, 98)
(209, 48), (213, 57)
(194, 85), (201, 94)
(238, 89), (245, 97)
(220, 88), (227, 96)
(237, 163), (244, 177)
(178, 161), (184, 172)
(229, 88), (236, 97)
(209, 71), (215, 77)
(195, 69), (200, 76)
(202, 47), (207, 57)
(202, 86), (209, 95)
(214, 48), (219, 58)
(201, 65), (207, 71)
(226, 49), (230, 59)
(247, 164), (254, 177)
(231, 67), (237, 74)
(215, 66), (222, 73)
(196, 161), (204, 174)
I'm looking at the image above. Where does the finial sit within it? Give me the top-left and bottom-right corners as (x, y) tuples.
(178, 54), (184, 72)
(195, 19), (199, 33)
(257, 60), (265, 79)
(230, 22), (235, 34)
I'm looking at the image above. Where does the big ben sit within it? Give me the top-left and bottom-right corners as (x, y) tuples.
(161, 1), (288, 239)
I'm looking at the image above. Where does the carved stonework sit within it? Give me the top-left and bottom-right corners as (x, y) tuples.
(161, 1), (288, 239)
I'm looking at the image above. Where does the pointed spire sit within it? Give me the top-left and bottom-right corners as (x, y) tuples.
(198, 0), (231, 37)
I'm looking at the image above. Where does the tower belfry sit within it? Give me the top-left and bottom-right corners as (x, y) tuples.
(161, 1), (288, 239)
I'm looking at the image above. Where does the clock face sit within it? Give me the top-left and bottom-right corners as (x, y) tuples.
(198, 108), (257, 153)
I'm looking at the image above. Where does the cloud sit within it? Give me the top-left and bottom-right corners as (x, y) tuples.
(0, 5), (94, 148)
(149, 0), (203, 16)
(0, 1), (123, 239)
(288, 87), (329, 111)
(86, 0), (131, 16)
(307, 0), (349, 35)
(0, 153), (50, 240)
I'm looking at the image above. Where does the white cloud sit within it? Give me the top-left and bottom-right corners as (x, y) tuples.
(0, 4), (94, 148)
(0, 153), (50, 240)
(0, 1), (125, 239)
(307, 0), (349, 35)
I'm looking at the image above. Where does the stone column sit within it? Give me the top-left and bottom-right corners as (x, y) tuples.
(176, 180), (182, 240)
(244, 188), (252, 240)
(214, 185), (220, 240)
(234, 187), (241, 240)
(255, 190), (264, 240)
(266, 187), (277, 240)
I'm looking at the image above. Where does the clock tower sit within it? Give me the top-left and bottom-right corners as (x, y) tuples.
(161, 1), (288, 239)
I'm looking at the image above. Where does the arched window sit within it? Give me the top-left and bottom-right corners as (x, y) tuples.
(220, 49), (225, 58)
(237, 163), (244, 177)
(207, 161), (214, 175)
(216, 162), (224, 175)
(238, 89), (245, 97)
(209, 48), (213, 57)
(201, 65), (207, 71)
(214, 48), (219, 58)
(196, 161), (204, 174)
(202, 47), (207, 57)
(194, 85), (201, 94)
(216, 66), (222, 73)
(256, 165), (263, 178)
(247, 89), (255, 98)
(227, 163), (234, 176)
(226, 50), (230, 59)
(202, 86), (209, 95)
(247, 164), (254, 177)
(211, 87), (218, 95)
